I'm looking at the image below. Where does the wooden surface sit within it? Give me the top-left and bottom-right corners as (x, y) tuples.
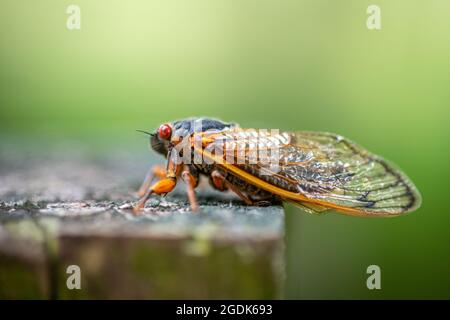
(0, 149), (285, 299)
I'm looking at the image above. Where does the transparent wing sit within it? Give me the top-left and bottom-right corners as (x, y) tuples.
(281, 131), (421, 215)
(199, 129), (421, 216)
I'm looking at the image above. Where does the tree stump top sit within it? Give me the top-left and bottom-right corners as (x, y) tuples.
(0, 148), (285, 299)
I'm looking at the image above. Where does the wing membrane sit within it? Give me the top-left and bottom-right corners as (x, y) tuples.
(198, 129), (421, 216)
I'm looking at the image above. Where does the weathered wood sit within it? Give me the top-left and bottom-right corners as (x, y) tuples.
(0, 152), (285, 299)
(0, 220), (50, 299)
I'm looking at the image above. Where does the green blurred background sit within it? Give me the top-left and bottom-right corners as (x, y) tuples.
(1, 0), (449, 299)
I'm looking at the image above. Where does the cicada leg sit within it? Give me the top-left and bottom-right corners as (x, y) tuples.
(133, 177), (177, 214)
(133, 156), (182, 215)
(181, 166), (199, 212)
(210, 170), (254, 205)
(137, 164), (167, 197)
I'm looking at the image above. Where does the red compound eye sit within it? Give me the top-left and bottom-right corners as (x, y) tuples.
(158, 124), (172, 140)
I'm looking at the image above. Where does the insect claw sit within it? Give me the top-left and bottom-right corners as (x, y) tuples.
(132, 204), (143, 215)
(191, 203), (200, 212)
(133, 189), (155, 215)
(253, 200), (272, 207)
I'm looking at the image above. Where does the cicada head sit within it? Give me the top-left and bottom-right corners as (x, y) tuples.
(136, 124), (172, 156)
(147, 123), (172, 156)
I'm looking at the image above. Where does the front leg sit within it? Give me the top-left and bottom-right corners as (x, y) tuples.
(133, 177), (177, 214)
(133, 148), (183, 215)
(133, 154), (182, 214)
(137, 164), (166, 197)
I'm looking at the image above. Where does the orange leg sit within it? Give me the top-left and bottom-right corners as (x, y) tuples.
(137, 164), (167, 197)
(210, 170), (254, 205)
(181, 166), (199, 212)
(210, 170), (227, 192)
(133, 177), (177, 214)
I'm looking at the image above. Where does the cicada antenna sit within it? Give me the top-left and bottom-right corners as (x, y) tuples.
(136, 129), (155, 137)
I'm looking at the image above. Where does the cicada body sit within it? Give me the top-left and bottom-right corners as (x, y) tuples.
(134, 118), (421, 217)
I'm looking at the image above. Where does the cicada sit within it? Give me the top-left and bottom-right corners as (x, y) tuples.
(134, 118), (421, 216)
